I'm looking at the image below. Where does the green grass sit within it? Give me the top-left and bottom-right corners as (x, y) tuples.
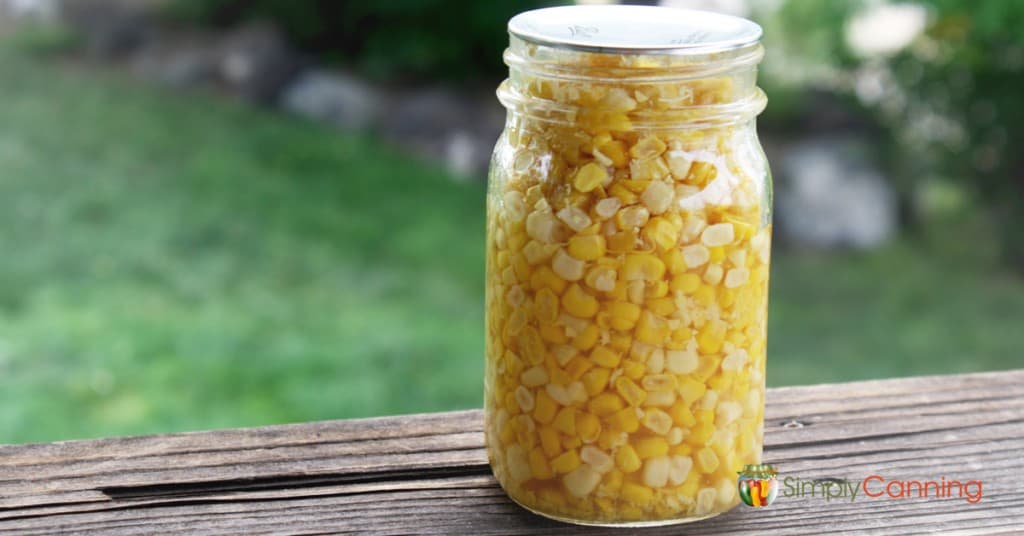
(0, 49), (1021, 444)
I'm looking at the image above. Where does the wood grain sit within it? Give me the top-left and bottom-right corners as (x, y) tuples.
(1, 369), (1022, 534)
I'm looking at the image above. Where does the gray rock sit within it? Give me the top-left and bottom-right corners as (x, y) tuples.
(281, 69), (382, 131)
(216, 21), (301, 103)
(775, 137), (897, 249)
(379, 87), (505, 178)
(130, 33), (218, 88)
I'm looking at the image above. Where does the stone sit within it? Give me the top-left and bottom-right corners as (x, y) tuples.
(216, 21), (301, 104)
(775, 136), (897, 249)
(280, 69), (382, 131)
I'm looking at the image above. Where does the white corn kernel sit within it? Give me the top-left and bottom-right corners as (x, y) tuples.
(701, 390), (719, 411)
(553, 345), (578, 367)
(716, 401), (743, 425)
(557, 206), (593, 232)
(724, 267), (750, 288)
(668, 455), (693, 485)
(642, 456), (671, 488)
(581, 446), (614, 473)
(682, 244), (710, 267)
(552, 248), (585, 281)
(642, 409), (673, 435)
(717, 477), (737, 506)
(703, 264), (724, 285)
(722, 349), (750, 371)
(546, 383), (573, 406)
(515, 385), (535, 412)
(666, 348), (698, 374)
(644, 389), (677, 407)
(701, 223), (735, 247)
(618, 205), (650, 228)
(594, 197), (622, 219)
(564, 465), (602, 497)
(680, 216), (706, 242)
(503, 191), (526, 222)
(728, 249), (747, 267)
(526, 211), (565, 243)
(521, 366), (549, 387)
(506, 445), (532, 482)
(646, 348), (665, 374)
(696, 487), (718, 515)
(667, 427), (685, 446)
(568, 381), (588, 404)
(666, 151), (693, 179)
(641, 181), (674, 215)
(506, 285), (525, 307)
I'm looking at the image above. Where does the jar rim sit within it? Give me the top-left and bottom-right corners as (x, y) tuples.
(508, 5), (762, 56)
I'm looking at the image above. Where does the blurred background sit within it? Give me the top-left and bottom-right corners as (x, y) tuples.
(0, 0), (1021, 444)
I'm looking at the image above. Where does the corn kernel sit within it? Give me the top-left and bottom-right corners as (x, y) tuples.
(607, 301), (641, 331)
(574, 162), (608, 193)
(552, 248), (585, 282)
(701, 223), (735, 247)
(539, 426), (562, 457)
(615, 444), (642, 473)
(622, 253), (665, 281)
(635, 437), (670, 459)
(589, 346), (621, 368)
(568, 234), (606, 261)
(641, 181), (674, 215)
(588, 392), (625, 417)
(696, 447), (719, 473)
(551, 449), (582, 474)
(642, 408), (673, 435)
(557, 206), (593, 233)
(614, 376), (647, 407)
(571, 323), (600, 350)
(553, 407), (576, 435)
(506, 444), (532, 482)
(533, 389), (558, 424)
(594, 197), (622, 219)
(669, 455), (693, 486)
(670, 272), (702, 294)
(666, 349), (698, 374)
(576, 411), (602, 443)
(669, 402), (697, 427)
(531, 266), (568, 294)
(581, 367), (611, 395)
(642, 374), (678, 392)
(724, 267), (750, 288)
(678, 378), (707, 404)
(642, 455), (671, 487)
(621, 482), (654, 504)
(580, 446), (614, 473)
(607, 407), (640, 433)
(584, 265), (617, 292)
(635, 311), (669, 345)
(529, 447), (554, 480)
(682, 244), (710, 268)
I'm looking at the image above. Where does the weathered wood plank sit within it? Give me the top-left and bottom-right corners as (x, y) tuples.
(1, 369), (1022, 534)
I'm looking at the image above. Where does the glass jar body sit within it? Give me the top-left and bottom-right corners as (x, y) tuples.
(484, 51), (772, 526)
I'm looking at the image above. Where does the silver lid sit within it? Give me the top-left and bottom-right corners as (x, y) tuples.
(508, 5), (762, 55)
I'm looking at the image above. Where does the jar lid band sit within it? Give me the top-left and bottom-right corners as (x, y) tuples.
(508, 5), (762, 56)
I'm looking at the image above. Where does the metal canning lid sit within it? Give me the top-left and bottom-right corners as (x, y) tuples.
(508, 5), (762, 56)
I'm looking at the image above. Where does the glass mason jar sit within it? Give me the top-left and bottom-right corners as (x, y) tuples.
(484, 5), (771, 526)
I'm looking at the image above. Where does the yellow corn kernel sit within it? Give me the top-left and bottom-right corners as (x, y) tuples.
(688, 422), (715, 446)
(571, 323), (600, 351)
(629, 135), (667, 160)
(574, 162), (608, 193)
(678, 378), (707, 404)
(568, 234), (606, 261)
(696, 447), (719, 474)
(669, 401), (697, 427)
(607, 301), (641, 331)
(553, 407), (576, 435)
(607, 406), (640, 433)
(615, 377), (647, 407)
(533, 389), (558, 424)
(670, 272), (702, 294)
(642, 217), (678, 251)
(565, 356), (594, 380)
(608, 183), (638, 206)
(562, 435), (582, 450)
(530, 266), (567, 294)
(622, 253), (665, 281)
(535, 288), (559, 324)
(517, 327), (547, 365)
(621, 359), (646, 380)
(647, 296), (676, 317)
(635, 437), (670, 459)
(606, 229), (638, 253)
(581, 367), (611, 395)
(562, 283), (599, 319)
(635, 311), (670, 345)
(697, 409), (715, 425)
(589, 346), (621, 368)
(538, 426), (562, 458)
(615, 444), (642, 473)
(686, 160), (717, 186)
(539, 324), (568, 345)
(663, 248), (687, 275)
(576, 411), (602, 443)
(709, 246), (726, 264)
(588, 392), (625, 417)
(697, 321), (726, 354)
(529, 447), (554, 480)
(621, 482), (655, 504)
(602, 469), (624, 492)
(609, 333), (632, 352)
(551, 449), (582, 474)
(693, 284), (716, 306)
